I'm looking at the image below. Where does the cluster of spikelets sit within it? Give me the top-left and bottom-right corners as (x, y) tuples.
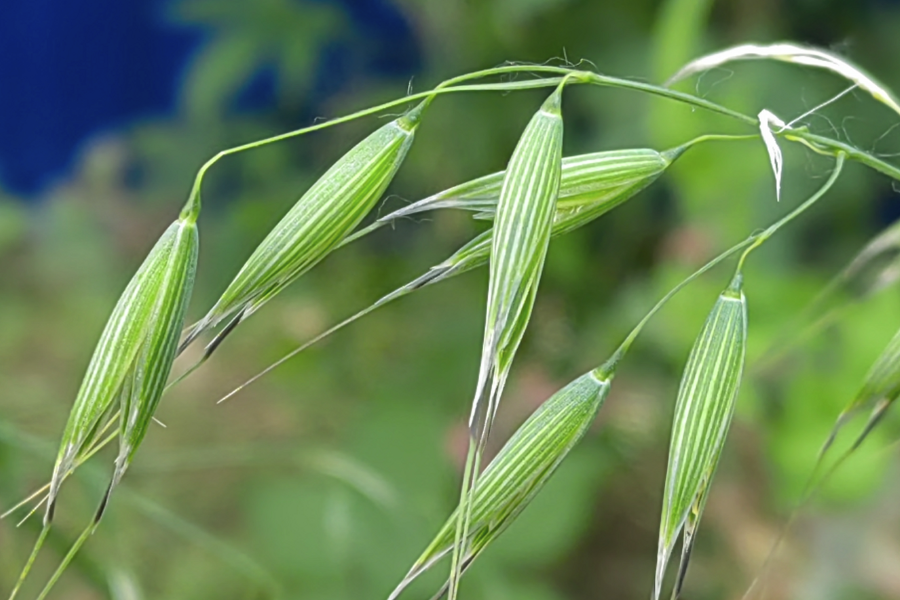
(6, 43), (900, 600)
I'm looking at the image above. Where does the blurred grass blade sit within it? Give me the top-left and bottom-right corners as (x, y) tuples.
(9, 210), (198, 600)
(820, 323), (900, 461)
(180, 103), (425, 360)
(666, 42), (900, 116)
(833, 218), (900, 300)
(756, 217), (900, 373)
(389, 369), (612, 600)
(802, 217), (900, 333)
(743, 325), (900, 600)
(656, 272), (747, 600)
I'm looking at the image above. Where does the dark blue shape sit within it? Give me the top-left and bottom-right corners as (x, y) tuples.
(0, 0), (200, 196)
(0, 0), (419, 199)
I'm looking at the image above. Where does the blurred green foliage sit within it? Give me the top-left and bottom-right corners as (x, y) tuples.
(3, 1), (900, 599)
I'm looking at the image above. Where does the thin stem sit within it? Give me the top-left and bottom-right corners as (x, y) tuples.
(598, 153), (846, 377)
(736, 152), (846, 272)
(671, 133), (759, 152)
(7, 524), (50, 600)
(601, 240), (753, 374)
(785, 130), (900, 181)
(447, 439), (478, 600)
(34, 522), (97, 600)
(579, 72), (757, 126)
(179, 73), (574, 219)
(173, 59), (900, 227)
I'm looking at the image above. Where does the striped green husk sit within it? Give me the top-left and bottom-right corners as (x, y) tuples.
(213, 151), (676, 405)
(47, 214), (199, 523)
(655, 273), (747, 600)
(419, 166), (669, 291)
(337, 148), (675, 251)
(184, 104), (424, 349)
(389, 371), (611, 600)
(378, 147), (678, 297)
(380, 148), (670, 222)
(449, 84), (565, 600)
(469, 86), (564, 443)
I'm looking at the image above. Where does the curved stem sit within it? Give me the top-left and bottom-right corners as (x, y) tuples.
(178, 75), (570, 219)
(173, 57), (900, 229)
(596, 237), (754, 379)
(579, 72), (757, 126)
(176, 63), (773, 220)
(596, 153), (846, 379)
(174, 59), (900, 222)
(736, 152), (846, 272)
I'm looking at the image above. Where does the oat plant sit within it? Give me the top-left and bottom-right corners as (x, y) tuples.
(6, 42), (900, 600)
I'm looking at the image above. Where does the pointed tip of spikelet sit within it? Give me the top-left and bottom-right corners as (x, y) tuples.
(542, 85), (564, 115)
(399, 101), (427, 131)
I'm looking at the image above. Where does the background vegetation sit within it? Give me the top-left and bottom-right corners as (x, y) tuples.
(3, 0), (900, 598)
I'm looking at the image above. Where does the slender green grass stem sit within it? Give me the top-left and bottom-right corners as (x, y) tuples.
(34, 522), (97, 600)
(738, 153), (846, 271)
(579, 72), (757, 126)
(7, 524), (50, 600)
(180, 72), (573, 219)
(447, 438), (479, 600)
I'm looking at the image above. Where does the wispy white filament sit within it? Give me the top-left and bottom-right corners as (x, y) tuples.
(758, 109), (786, 202)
